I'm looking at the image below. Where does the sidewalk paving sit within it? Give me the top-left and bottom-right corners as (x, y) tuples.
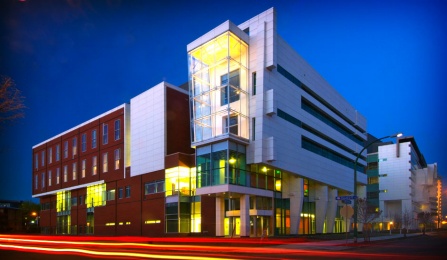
(275, 233), (422, 251)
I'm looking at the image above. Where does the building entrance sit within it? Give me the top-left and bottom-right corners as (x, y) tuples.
(224, 217), (240, 237)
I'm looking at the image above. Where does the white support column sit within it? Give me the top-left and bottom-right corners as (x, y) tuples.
(315, 184), (328, 234)
(325, 188), (338, 233)
(289, 176), (303, 235)
(240, 195), (250, 237)
(215, 196), (225, 236)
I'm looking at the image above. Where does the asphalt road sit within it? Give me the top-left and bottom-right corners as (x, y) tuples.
(1, 231), (446, 259)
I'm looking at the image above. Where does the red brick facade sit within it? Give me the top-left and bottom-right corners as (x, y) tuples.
(32, 86), (207, 237)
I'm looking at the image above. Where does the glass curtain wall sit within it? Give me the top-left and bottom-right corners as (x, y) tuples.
(56, 191), (71, 234)
(196, 141), (246, 188)
(188, 32), (249, 143)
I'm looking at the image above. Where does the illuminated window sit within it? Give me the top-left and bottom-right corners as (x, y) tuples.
(114, 119), (120, 141)
(48, 147), (52, 164)
(56, 168), (60, 184)
(188, 31), (249, 143)
(165, 167), (191, 196)
(81, 133), (87, 152)
(368, 177), (379, 184)
(48, 170), (52, 186)
(144, 220), (161, 224)
(275, 179), (281, 191)
(56, 191), (71, 212)
(92, 156), (97, 175)
(86, 183), (106, 208)
(63, 165), (68, 182)
(103, 153), (108, 173)
(106, 189), (115, 201)
(221, 70), (240, 105)
(82, 159), (86, 178)
(114, 148), (120, 170)
(92, 130), (97, 148)
(72, 137), (77, 157)
(64, 141), (68, 158)
(103, 124), (108, 145)
(72, 162), (77, 180)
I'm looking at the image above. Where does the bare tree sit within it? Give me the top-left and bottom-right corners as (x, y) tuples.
(393, 212), (402, 231)
(357, 198), (382, 242)
(0, 76), (25, 124)
(402, 207), (412, 237)
(417, 211), (434, 235)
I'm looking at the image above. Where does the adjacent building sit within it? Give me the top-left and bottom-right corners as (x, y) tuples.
(33, 8), (372, 237)
(366, 136), (441, 230)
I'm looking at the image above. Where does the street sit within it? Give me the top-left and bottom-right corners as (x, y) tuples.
(1, 231), (446, 259)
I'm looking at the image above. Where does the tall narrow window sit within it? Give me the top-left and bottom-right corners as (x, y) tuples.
(34, 175), (38, 189)
(63, 165), (68, 182)
(56, 168), (60, 184)
(125, 186), (131, 198)
(114, 119), (120, 141)
(92, 156), (97, 175)
(221, 70), (240, 105)
(252, 117), (256, 141)
(41, 172), (45, 188)
(103, 153), (108, 173)
(103, 124), (108, 145)
(114, 149), (120, 170)
(92, 130), (97, 148)
(224, 115), (238, 135)
(118, 188), (123, 199)
(56, 144), (60, 161)
(48, 170), (52, 187)
(81, 133), (87, 152)
(252, 72), (256, 96)
(72, 137), (77, 157)
(82, 159), (86, 178)
(35, 154), (38, 169)
(48, 147), (52, 164)
(64, 141), (68, 158)
(41, 150), (45, 166)
(72, 162), (77, 180)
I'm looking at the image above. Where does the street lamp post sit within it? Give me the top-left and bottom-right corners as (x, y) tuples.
(353, 132), (402, 243)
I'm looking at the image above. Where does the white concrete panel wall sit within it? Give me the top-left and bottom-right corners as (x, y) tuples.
(254, 36), (367, 192)
(238, 7), (369, 193)
(379, 142), (412, 201)
(130, 82), (166, 176)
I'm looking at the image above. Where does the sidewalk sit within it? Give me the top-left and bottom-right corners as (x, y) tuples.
(274, 233), (422, 251)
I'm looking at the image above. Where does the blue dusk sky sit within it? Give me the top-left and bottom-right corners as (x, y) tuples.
(1, 0), (446, 207)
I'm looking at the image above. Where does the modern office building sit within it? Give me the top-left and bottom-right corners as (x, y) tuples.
(366, 136), (440, 230)
(32, 8), (370, 237)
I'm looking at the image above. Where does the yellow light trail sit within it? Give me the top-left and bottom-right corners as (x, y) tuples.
(0, 236), (185, 248)
(0, 243), (239, 260)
